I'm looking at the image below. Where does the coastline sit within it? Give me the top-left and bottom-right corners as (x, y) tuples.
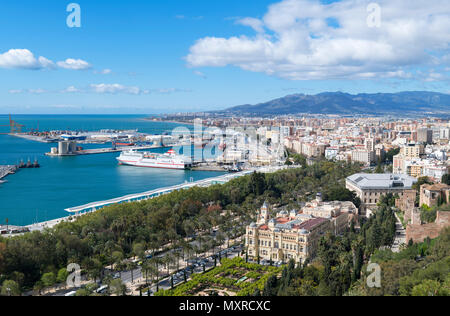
(5, 165), (289, 236)
(142, 117), (195, 126)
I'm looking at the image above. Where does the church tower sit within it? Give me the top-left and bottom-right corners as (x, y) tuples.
(258, 201), (269, 224)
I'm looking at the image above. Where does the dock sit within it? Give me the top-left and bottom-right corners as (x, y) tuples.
(11, 133), (59, 143)
(0, 165), (18, 181)
(65, 170), (253, 214)
(65, 165), (289, 215)
(46, 144), (170, 157)
(1, 165), (292, 235)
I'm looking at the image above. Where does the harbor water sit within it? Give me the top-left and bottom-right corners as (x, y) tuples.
(0, 115), (226, 226)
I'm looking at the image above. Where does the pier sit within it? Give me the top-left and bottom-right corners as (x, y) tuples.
(65, 166), (289, 215)
(46, 144), (171, 157)
(0, 165), (18, 182)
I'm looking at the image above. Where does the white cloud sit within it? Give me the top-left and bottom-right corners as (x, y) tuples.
(48, 104), (82, 109)
(94, 68), (112, 75)
(9, 88), (47, 94)
(89, 83), (142, 94)
(236, 17), (265, 33)
(9, 84), (191, 95)
(424, 71), (447, 82)
(151, 88), (191, 94)
(28, 88), (47, 94)
(193, 70), (207, 78)
(187, 0), (450, 81)
(57, 58), (92, 70)
(88, 85), (191, 95)
(62, 86), (81, 93)
(0, 49), (95, 72)
(0, 49), (54, 70)
(8, 89), (23, 94)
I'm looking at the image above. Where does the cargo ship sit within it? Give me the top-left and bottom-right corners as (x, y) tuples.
(117, 149), (192, 170)
(114, 141), (135, 147)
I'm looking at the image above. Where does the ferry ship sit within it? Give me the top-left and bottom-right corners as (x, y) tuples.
(117, 149), (192, 170)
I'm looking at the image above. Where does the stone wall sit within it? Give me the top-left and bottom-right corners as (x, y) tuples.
(406, 211), (450, 243)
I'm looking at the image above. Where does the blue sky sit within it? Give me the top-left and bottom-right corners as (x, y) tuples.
(0, 0), (449, 114)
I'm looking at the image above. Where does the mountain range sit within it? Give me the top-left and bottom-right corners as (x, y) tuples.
(221, 91), (450, 116)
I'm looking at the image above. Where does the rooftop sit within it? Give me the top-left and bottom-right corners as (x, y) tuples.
(347, 173), (417, 190)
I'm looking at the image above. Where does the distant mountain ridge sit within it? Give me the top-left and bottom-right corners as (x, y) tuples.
(222, 91), (450, 116)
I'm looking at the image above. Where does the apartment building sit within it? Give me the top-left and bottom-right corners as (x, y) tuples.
(417, 128), (433, 144)
(400, 143), (425, 159)
(351, 150), (375, 166)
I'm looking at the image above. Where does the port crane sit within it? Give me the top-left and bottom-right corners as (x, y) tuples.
(0, 114), (26, 134)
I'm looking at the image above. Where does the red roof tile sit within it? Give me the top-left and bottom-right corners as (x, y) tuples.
(298, 217), (328, 231)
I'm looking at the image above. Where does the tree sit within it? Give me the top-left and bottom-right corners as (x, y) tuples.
(375, 157), (384, 174)
(412, 177), (433, 191)
(1, 280), (21, 296)
(411, 280), (443, 296)
(76, 288), (91, 296)
(442, 174), (450, 186)
(41, 272), (56, 289)
(126, 261), (138, 284)
(262, 275), (278, 296)
(384, 147), (400, 163)
(109, 279), (128, 296)
(86, 258), (104, 283)
(112, 251), (124, 271)
(132, 242), (146, 260)
(56, 268), (69, 286)
(141, 261), (154, 285)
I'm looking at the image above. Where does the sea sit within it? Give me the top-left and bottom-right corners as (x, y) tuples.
(0, 115), (226, 226)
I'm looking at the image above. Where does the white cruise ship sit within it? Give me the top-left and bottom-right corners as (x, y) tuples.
(117, 149), (192, 170)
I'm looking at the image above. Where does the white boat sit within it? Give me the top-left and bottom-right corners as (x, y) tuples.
(117, 149), (192, 170)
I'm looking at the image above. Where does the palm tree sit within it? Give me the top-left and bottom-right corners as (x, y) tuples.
(115, 260), (127, 279)
(104, 240), (118, 266)
(141, 261), (151, 285)
(216, 231), (226, 254)
(126, 261), (138, 284)
(150, 257), (163, 292)
(109, 279), (128, 296)
(183, 243), (194, 268)
(183, 220), (195, 239)
(112, 251), (124, 272)
(163, 253), (176, 276)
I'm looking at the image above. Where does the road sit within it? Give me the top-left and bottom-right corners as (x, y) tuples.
(141, 244), (244, 296)
(48, 237), (244, 296)
(391, 213), (406, 253)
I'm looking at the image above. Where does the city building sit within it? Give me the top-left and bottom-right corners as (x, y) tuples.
(351, 150), (375, 166)
(346, 173), (417, 215)
(419, 183), (450, 208)
(400, 143), (425, 159)
(302, 194), (357, 235)
(417, 128), (433, 144)
(245, 202), (331, 264)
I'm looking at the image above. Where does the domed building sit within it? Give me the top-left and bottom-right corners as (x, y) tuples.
(245, 202), (331, 264)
